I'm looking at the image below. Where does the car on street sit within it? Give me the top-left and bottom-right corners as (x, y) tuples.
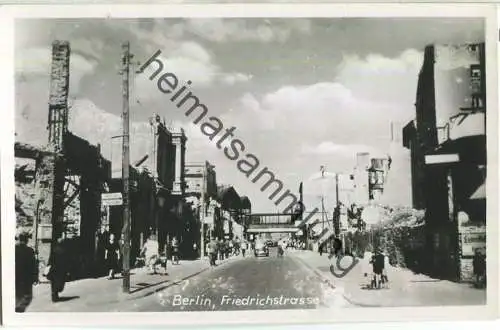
(265, 240), (273, 247)
(254, 240), (269, 257)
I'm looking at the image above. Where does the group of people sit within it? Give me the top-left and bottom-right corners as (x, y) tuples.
(284, 239), (305, 250)
(96, 226), (184, 278)
(319, 238), (344, 258)
(206, 237), (248, 267)
(138, 234), (180, 275)
(320, 237), (389, 289)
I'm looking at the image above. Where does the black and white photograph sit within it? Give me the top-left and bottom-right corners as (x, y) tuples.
(0, 3), (498, 326)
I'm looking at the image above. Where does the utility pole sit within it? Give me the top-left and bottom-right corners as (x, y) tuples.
(321, 196), (325, 231)
(335, 173), (345, 253)
(121, 41), (132, 293)
(335, 173), (339, 206)
(336, 173), (340, 233)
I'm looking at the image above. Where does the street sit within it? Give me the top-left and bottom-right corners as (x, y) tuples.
(118, 248), (350, 312)
(25, 248), (485, 313)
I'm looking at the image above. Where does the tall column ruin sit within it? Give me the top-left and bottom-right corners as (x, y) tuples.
(33, 41), (70, 264)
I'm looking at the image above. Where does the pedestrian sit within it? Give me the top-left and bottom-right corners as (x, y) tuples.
(96, 226), (110, 277)
(141, 234), (160, 274)
(241, 240), (248, 257)
(332, 238), (343, 260)
(381, 249), (390, 285)
(46, 237), (69, 302)
(277, 241), (285, 258)
(192, 242), (198, 259)
(369, 248), (385, 289)
(15, 231), (38, 312)
(171, 236), (180, 265)
(224, 240), (230, 259)
(104, 233), (120, 280)
(319, 243), (324, 256)
(207, 238), (217, 267)
(234, 237), (241, 255)
(118, 233), (125, 275)
(473, 249), (486, 288)
(218, 239), (224, 261)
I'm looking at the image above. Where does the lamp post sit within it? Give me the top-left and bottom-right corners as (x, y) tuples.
(120, 41), (131, 293)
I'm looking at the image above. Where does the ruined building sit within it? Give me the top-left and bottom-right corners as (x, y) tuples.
(16, 41), (111, 278)
(403, 43), (486, 282)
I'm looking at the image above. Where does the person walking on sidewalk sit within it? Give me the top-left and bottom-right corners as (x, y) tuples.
(369, 248), (385, 289)
(96, 226), (110, 277)
(220, 239), (225, 260)
(171, 236), (180, 265)
(224, 239), (231, 259)
(334, 238), (343, 259)
(141, 234), (160, 274)
(47, 237), (69, 302)
(319, 242), (325, 256)
(207, 238), (218, 267)
(15, 231), (38, 312)
(192, 242), (198, 259)
(233, 237), (241, 256)
(473, 249), (486, 288)
(104, 234), (120, 280)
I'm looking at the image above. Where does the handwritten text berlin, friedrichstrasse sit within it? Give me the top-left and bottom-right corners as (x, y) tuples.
(172, 294), (321, 308)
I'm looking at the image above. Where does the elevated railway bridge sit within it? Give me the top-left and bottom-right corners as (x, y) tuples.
(246, 213), (304, 234)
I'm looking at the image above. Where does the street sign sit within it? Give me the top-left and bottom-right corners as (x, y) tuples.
(361, 205), (382, 225)
(102, 192), (122, 200)
(103, 199), (123, 206)
(460, 229), (486, 257)
(102, 192), (123, 206)
(425, 154), (460, 164)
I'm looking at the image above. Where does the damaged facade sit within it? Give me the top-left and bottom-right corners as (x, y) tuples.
(15, 40), (253, 280)
(14, 41), (188, 279)
(403, 43), (486, 282)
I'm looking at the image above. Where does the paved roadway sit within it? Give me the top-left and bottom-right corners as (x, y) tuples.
(122, 247), (351, 312)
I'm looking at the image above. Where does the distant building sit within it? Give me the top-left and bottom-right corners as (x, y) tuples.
(353, 152), (370, 205)
(108, 116), (190, 256)
(368, 157), (390, 202)
(167, 126), (192, 253)
(185, 161), (217, 200)
(351, 152), (391, 205)
(381, 121), (412, 207)
(185, 161), (219, 251)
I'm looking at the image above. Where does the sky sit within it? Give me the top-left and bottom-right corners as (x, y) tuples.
(15, 18), (484, 213)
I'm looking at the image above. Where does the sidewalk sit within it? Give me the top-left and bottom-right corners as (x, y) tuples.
(26, 256), (237, 312)
(290, 250), (486, 307)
